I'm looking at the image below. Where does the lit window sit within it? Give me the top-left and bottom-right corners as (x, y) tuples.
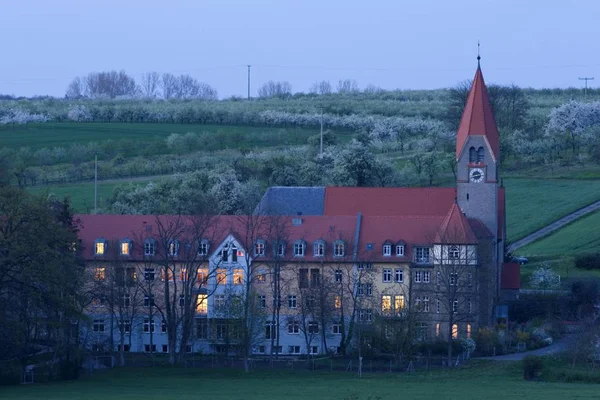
(288, 295), (297, 308)
(436, 323), (440, 337)
(383, 269), (392, 283)
(415, 247), (430, 263)
(120, 241), (130, 256)
(216, 269), (227, 285)
(381, 295), (392, 314)
(197, 268), (207, 285)
(313, 241), (325, 257)
(94, 267), (106, 281)
(144, 239), (156, 256)
(452, 324), (458, 339)
(466, 324), (472, 338)
(396, 244), (405, 256)
(394, 295), (404, 313)
(255, 240), (265, 256)
(294, 241), (305, 257)
(256, 270), (266, 283)
(383, 244), (392, 256)
(161, 269), (174, 281)
(334, 295), (341, 309)
(395, 268), (403, 283)
(180, 267), (188, 282)
(233, 269), (243, 285)
(196, 294), (208, 314)
(333, 241), (345, 257)
(94, 240), (105, 255)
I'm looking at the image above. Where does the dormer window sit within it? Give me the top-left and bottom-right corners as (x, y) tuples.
(197, 240), (210, 256)
(255, 240), (266, 256)
(294, 240), (306, 257)
(383, 243), (392, 257)
(144, 239), (156, 256)
(396, 243), (405, 257)
(276, 241), (286, 257)
(94, 239), (106, 255)
(120, 239), (132, 256)
(168, 240), (179, 257)
(313, 240), (325, 257)
(333, 240), (345, 257)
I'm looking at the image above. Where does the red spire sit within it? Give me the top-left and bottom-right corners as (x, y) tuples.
(434, 203), (478, 244)
(455, 63), (499, 160)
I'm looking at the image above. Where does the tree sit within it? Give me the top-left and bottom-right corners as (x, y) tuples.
(309, 81), (332, 95)
(530, 264), (560, 290)
(258, 81), (292, 98)
(332, 140), (377, 187)
(337, 79), (359, 94)
(83, 70), (137, 98)
(161, 73), (178, 100)
(65, 77), (84, 99)
(139, 72), (161, 98)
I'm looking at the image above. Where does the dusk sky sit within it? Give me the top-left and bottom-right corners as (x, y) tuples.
(1, 0), (599, 98)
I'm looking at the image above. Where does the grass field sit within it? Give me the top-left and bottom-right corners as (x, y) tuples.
(504, 178), (600, 243)
(1, 362), (599, 400)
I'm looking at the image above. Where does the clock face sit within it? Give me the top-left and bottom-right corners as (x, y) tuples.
(469, 168), (484, 183)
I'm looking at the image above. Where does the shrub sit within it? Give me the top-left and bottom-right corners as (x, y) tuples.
(59, 359), (80, 381)
(523, 356), (544, 380)
(0, 362), (21, 386)
(575, 253), (600, 270)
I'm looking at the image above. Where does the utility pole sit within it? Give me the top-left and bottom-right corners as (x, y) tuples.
(247, 65), (251, 99)
(579, 77), (594, 99)
(94, 155), (98, 213)
(320, 108), (324, 155)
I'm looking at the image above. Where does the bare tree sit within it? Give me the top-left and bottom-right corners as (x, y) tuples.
(310, 80), (332, 95)
(84, 70), (137, 98)
(337, 79), (359, 94)
(258, 81), (292, 98)
(65, 77), (84, 99)
(139, 72), (161, 98)
(161, 73), (178, 100)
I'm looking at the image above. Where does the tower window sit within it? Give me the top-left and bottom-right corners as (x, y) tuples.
(477, 147), (484, 163)
(469, 147), (476, 163)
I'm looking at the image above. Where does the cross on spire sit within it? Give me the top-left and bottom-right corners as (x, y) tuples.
(477, 41), (481, 68)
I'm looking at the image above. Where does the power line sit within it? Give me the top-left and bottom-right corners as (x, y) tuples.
(579, 76), (594, 99)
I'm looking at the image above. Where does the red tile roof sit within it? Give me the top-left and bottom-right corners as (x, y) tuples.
(324, 187), (456, 217)
(456, 65), (500, 160)
(501, 262), (520, 290)
(434, 203), (478, 244)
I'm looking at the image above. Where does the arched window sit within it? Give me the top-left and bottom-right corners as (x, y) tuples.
(477, 147), (484, 163)
(313, 239), (326, 257)
(468, 147), (476, 163)
(333, 240), (345, 257)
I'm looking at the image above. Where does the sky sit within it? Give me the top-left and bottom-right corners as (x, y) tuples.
(1, 0), (600, 98)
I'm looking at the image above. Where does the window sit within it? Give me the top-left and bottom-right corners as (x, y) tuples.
(255, 240), (265, 256)
(450, 273), (458, 286)
(197, 268), (207, 285)
(415, 297), (422, 310)
(436, 323), (441, 337)
(179, 295), (187, 307)
(253, 345), (266, 354)
(288, 295), (297, 308)
(94, 267), (106, 281)
(258, 295), (266, 309)
(180, 267), (188, 282)
(120, 240), (131, 256)
(335, 269), (343, 283)
(94, 240), (106, 255)
(436, 299), (440, 313)
(452, 300), (458, 313)
(265, 321), (277, 339)
(469, 146), (476, 163)
(288, 345), (301, 354)
(436, 271), (441, 286)
(216, 323), (227, 339)
(395, 268), (403, 283)
(92, 297), (103, 307)
(449, 246), (460, 260)
(358, 262), (372, 270)
(144, 295), (154, 307)
(197, 319), (208, 339)
(477, 147), (484, 163)
(215, 294), (226, 310)
(452, 324), (459, 339)
(468, 298), (472, 314)
(415, 247), (430, 263)
(277, 242), (286, 257)
(414, 271), (422, 283)
(272, 345), (282, 354)
(216, 269), (227, 285)
(143, 319), (155, 333)
(467, 272), (473, 287)
(396, 244), (405, 256)
(197, 240), (209, 256)
(310, 269), (320, 287)
(416, 323), (428, 341)
(357, 283), (372, 296)
(168, 240), (179, 257)
(196, 294), (208, 314)
(221, 247), (229, 262)
(423, 271), (431, 283)
(118, 344), (130, 352)
(308, 322), (319, 334)
(334, 295), (341, 309)
(144, 239), (156, 256)
(161, 320), (167, 333)
(359, 309), (372, 323)
(288, 320), (299, 334)
(294, 241), (305, 257)
(162, 345), (168, 353)
(332, 322), (342, 334)
(233, 269), (243, 285)
(383, 244), (392, 256)
(383, 269), (392, 283)
(120, 293), (131, 307)
(144, 344), (157, 353)
(423, 296), (430, 312)
(395, 295), (404, 313)
(333, 241), (345, 257)
(118, 320), (131, 333)
(92, 319), (105, 332)
(305, 295), (316, 308)
(382, 295), (392, 314)
(299, 269), (309, 288)
(466, 324), (472, 338)
(310, 346), (319, 355)
(313, 240), (325, 257)
(144, 267), (155, 281)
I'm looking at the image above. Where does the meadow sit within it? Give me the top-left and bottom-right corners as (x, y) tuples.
(1, 362), (599, 400)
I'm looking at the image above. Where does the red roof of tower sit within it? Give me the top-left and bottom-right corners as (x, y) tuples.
(434, 202), (478, 244)
(456, 64), (500, 160)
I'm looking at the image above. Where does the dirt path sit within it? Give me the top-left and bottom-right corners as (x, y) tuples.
(508, 199), (600, 253)
(477, 334), (576, 361)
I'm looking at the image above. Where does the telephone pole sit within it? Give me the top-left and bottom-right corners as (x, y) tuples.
(94, 155), (98, 214)
(579, 77), (594, 99)
(320, 108), (324, 155)
(247, 65), (251, 99)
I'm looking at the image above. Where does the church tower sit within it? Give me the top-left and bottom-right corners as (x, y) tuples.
(456, 58), (500, 249)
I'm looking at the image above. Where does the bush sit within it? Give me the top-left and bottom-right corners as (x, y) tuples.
(0, 362), (21, 386)
(523, 355), (544, 380)
(575, 253), (600, 270)
(59, 359), (80, 381)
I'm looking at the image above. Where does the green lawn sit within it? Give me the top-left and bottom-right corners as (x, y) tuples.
(1, 362), (599, 400)
(504, 178), (600, 243)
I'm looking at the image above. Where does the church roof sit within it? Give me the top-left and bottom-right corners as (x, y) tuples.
(456, 62), (500, 160)
(434, 202), (478, 244)
(254, 186), (325, 216)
